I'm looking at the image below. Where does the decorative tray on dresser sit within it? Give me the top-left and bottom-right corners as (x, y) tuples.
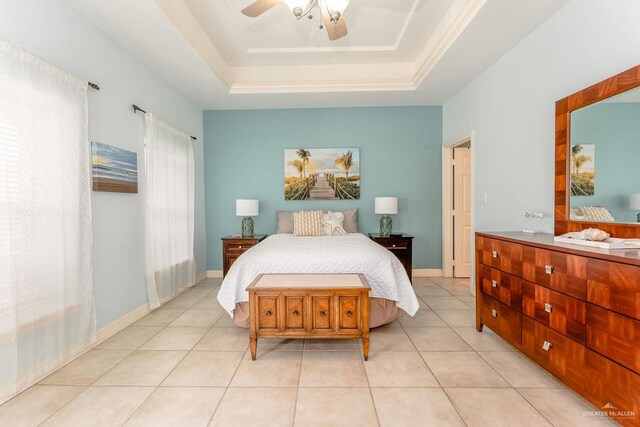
(476, 231), (640, 426)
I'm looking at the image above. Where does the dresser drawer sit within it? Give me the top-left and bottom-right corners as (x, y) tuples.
(584, 348), (640, 426)
(587, 304), (640, 375)
(478, 264), (522, 308)
(522, 247), (587, 300)
(522, 282), (586, 344)
(476, 236), (524, 276)
(587, 259), (640, 320)
(480, 294), (522, 344)
(522, 317), (586, 390)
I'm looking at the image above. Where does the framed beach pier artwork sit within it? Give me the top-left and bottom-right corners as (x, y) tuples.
(91, 142), (138, 193)
(284, 148), (360, 200)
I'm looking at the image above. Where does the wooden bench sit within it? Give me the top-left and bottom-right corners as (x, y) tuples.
(246, 273), (371, 360)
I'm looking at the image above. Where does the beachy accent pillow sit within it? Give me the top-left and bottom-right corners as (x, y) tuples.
(576, 206), (615, 222)
(342, 208), (358, 232)
(276, 211), (295, 233)
(293, 210), (324, 236)
(322, 211), (347, 236)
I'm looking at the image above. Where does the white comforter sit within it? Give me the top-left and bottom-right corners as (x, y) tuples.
(217, 233), (420, 316)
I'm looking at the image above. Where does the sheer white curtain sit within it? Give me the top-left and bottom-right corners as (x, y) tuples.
(144, 113), (195, 309)
(0, 39), (95, 403)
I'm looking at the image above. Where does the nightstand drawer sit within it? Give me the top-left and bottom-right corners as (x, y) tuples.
(222, 234), (267, 277)
(380, 241), (408, 250)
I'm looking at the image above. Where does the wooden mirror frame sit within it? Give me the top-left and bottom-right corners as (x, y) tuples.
(555, 64), (640, 237)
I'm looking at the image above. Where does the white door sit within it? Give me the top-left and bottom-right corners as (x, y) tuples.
(453, 147), (472, 277)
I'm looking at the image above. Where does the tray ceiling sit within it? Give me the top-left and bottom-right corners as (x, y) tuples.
(64, 0), (570, 109)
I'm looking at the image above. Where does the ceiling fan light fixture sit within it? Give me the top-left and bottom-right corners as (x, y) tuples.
(284, 0), (311, 17)
(322, 0), (349, 21)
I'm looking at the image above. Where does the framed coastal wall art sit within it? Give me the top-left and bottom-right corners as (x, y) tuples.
(570, 144), (595, 196)
(91, 141), (138, 193)
(284, 148), (360, 200)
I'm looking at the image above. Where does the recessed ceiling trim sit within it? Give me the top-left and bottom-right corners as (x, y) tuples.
(154, 0), (232, 89)
(411, 0), (487, 86)
(154, 0), (487, 95)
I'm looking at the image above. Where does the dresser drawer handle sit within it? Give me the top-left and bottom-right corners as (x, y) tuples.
(320, 311), (326, 317)
(491, 251), (499, 258)
(491, 309), (498, 318)
(544, 303), (553, 313)
(292, 310), (299, 317)
(265, 310), (272, 317)
(545, 265), (554, 274)
(542, 340), (553, 351)
(491, 280), (498, 288)
(346, 310), (353, 318)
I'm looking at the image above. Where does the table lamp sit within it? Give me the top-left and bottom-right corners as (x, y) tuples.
(630, 194), (640, 223)
(375, 197), (398, 237)
(236, 199), (259, 237)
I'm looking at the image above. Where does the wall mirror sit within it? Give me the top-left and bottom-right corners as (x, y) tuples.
(555, 65), (640, 238)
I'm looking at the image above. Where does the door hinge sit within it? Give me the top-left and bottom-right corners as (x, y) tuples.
(452, 210), (456, 216)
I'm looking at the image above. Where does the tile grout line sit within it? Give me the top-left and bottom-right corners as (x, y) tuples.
(291, 339), (306, 427)
(206, 346), (250, 425)
(436, 281), (562, 425)
(394, 287), (471, 427)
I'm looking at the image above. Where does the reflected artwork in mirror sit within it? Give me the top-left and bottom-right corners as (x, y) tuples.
(555, 64), (640, 238)
(569, 86), (640, 224)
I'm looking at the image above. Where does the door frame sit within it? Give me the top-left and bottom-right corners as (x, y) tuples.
(442, 131), (475, 282)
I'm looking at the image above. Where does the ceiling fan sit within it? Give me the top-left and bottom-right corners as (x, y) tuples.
(241, 0), (349, 41)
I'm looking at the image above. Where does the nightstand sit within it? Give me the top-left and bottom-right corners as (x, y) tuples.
(221, 234), (267, 277)
(368, 233), (413, 283)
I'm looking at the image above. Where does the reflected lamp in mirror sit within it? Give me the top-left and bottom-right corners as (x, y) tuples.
(375, 197), (398, 237)
(236, 199), (259, 237)
(630, 194), (640, 223)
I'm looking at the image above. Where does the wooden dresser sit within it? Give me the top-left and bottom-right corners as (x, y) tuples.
(476, 231), (640, 426)
(368, 233), (413, 282)
(221, 234), (267, 277)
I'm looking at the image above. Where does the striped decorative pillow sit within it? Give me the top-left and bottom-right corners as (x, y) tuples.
(293, 210), (324, 236)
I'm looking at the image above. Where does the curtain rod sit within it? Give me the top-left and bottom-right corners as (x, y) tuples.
(132, 104), (197, 141)
(88, 82), (100, 90)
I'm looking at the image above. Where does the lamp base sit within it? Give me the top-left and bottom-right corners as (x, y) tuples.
(241, 217), (254, 237)
(379, 215), (392, 237)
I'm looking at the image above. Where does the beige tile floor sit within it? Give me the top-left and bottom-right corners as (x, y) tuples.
(0, 277), (602, 427)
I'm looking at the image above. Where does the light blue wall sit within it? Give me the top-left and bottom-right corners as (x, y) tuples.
(571, 102), (640, 223)
(204, 106), (443, 270)
(0, 0), (207, 329)
(443, 0), (640, 235)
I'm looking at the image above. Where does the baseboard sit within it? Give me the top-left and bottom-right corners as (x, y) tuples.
(207, 270), (223, 278)
(196, 271), (208, 284)
(412, 269), (444, 277)
(96, 303), (151, 344)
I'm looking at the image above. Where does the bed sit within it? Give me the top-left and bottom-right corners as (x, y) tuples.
(217, 233), (420, 328)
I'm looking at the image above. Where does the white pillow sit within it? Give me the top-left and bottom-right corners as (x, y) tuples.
(577, 206), (615, 222)
(322, 211), (347, 236)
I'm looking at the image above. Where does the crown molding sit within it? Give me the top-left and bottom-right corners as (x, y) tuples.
(154, 0), (486, 95)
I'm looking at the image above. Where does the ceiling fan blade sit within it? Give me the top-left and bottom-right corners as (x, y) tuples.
(241, 0), (282, 17)
(320, 6), (348, 41)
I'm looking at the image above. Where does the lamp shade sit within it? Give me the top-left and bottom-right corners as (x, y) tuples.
(631, 194), (640, 210)
(375, 197), (398, 215)
(236, 199), (259, 217)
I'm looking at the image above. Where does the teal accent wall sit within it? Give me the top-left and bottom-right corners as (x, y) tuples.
(204, 106), (443, 270)
(571, 102), (640, 223)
